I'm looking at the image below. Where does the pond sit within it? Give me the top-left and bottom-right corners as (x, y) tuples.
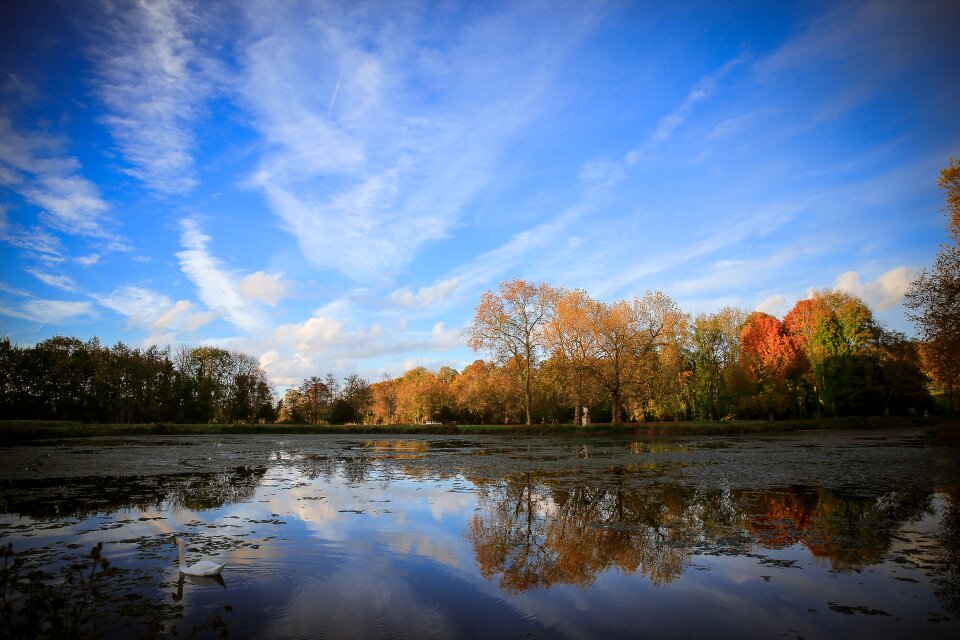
(1, 429), (958, 638)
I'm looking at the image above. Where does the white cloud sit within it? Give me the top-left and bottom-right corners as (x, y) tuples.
(430, 322), (464, 349)
(94, 286), (215, 334)
(176, 219), (267, 332)
(26, 269), (77, 292)
(240, 271), (293, 307)
(250, 310), (468, 385)
(0, 299), (95, 324)
(386, 277), (459, 309)
(833, 266), (916, 310)
(258, 349), (318, 386)
(0, 282), (32, 298)
(89, 0), (216, 193)
(0, 118), (125, 247)
(94, 286), (172, 325)
(0, 223), (64, 256)
(755, 294), (789, 317)
(590, 205), (796, 299)
(240, 1), (597, 281)
(626, 53), (747, 163)
(277, 316), (346, 353)
(75, 254), (100, 266)
(157, 300), (216, 332)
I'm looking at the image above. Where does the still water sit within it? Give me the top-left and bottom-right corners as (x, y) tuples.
(1, 429), (958, 638)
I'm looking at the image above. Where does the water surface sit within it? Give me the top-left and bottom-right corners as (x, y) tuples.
(1, 429), (958, 638)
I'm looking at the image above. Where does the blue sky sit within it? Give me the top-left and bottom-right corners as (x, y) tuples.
(1, 0), (958, 386)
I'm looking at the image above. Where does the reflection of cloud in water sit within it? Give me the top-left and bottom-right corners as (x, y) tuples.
(203, 464), (477, 573)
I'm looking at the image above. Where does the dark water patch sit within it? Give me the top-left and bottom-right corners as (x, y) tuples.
(828, 602), (893, 616)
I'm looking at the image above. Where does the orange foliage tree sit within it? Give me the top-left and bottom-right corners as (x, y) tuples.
(740, 312), (807, 419)
(544, 289), (597, 424)
(466, 279), (558, 424)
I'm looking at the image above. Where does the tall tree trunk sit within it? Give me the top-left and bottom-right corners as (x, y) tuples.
(524, 368), (533, 425)
(611, 390), (622, 425)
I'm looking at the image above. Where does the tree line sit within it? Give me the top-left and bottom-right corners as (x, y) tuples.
(361, 285), (930, 426)
(0, 290), (937, 426)
(0, 337), (276, 424)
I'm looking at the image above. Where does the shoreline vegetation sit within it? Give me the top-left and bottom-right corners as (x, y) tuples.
(1, 415), (956, 445)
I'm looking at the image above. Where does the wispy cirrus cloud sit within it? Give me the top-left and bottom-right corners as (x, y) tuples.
(240, 0), (599, 282)
(26, 269), (78, 292)
(93, 285), (215, 336)
(89, 0), (216, 194)
(0, 218), (64, 257)
(176, 218), (267, 332)
(386, 277), (459, 309)
(0, 118), (125, 248)
(753, 0), (959, 126)
(649, 55), (747, 146)
(0, 299), (95, 324)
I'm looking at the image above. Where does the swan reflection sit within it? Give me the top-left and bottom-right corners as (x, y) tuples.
(173, 572), (227, 602)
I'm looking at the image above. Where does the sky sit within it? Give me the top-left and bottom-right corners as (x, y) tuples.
(1, 0), (958, 387)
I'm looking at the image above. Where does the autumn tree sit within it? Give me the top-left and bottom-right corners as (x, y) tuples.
(585, 298), (634, 424)
(906, 157), (960, 412)
(278, 388), (304, 423)
(628, 293), (689, 421)
(395, 366), (437, 423)
(687, 308), (746, 420)
(298, 376), (331, 424)
(740, 312), (807, 419)
(430, 366), (459, 422)
(784, 291), (877, 416)
(544, 289), (597, 424)
(343, 374), (373, 424)
(371, 376), (399, 424)
(452, 360), (516, 424)
(467, 279), (558, 424)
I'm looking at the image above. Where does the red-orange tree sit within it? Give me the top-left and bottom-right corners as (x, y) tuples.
(740, 312), (807, 419)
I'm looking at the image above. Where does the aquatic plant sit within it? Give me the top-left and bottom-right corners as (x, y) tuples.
(0, 543), (231, 640)
(1, 542), (114, 639)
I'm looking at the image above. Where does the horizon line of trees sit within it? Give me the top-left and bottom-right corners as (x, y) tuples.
(0, 337), (276, 424)
(0, 286), (941, 426)
(366, 286), (929, 426)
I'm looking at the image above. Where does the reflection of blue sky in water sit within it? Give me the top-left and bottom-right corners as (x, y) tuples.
(1, 438), (958, 639)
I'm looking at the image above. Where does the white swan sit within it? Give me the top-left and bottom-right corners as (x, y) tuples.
(176, 538), (225, 576)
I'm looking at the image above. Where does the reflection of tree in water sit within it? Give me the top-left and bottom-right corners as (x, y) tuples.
(0, 466), (266, 519)
(738, 486), (932, 570)
(341, 454), (374, 485)
(934, 489), (960, 615)
(468, 470), (706, 591)
(165, 466), (266, 511)
(468, 470), (935, 592)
